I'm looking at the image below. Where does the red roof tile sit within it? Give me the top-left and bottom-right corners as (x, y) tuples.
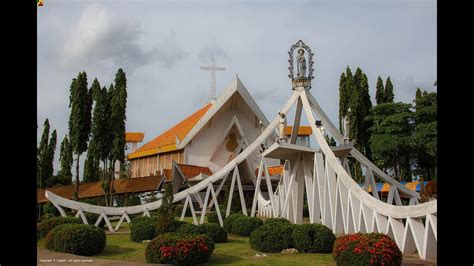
(37, 176), (165, 203)
(176, 163), (213, 179)
(128, 103), (212, 159)
(125, 132), (145, 142)
(284, 126), (312, 136)
(255, 165), (284, 177)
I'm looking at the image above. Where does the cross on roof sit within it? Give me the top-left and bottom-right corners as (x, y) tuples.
(200, 54), (225, 102)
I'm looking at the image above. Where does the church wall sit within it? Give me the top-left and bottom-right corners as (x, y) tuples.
(184, 94), (278, 174)
(129, 149), (184, 178)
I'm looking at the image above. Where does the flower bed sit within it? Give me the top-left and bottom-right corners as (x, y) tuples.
(332, 233), (402, 266)
(145, 233), (215, 265)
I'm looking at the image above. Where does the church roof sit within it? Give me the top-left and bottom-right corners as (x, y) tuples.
(176, 163), (213, 180)
(255, 165), (284, 176)
(128, 103), (213, 159)
(125, 132), (145, 142)
(37, 176), (167, 203)
(284, 126), (312, 136)
(128, 76), (272, 160)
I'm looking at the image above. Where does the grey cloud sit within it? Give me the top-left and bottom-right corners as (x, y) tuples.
(60, 4), (188, 72)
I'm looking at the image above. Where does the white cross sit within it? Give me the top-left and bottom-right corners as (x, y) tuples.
(200, 55), (225, 102)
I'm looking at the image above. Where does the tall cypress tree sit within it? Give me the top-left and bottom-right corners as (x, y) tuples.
(109, 69), (127, 205)
(375, 76), (385, 104)
(385, 77), (394, 103)
(58, 134), (73, 185)
(84, 140), (100, 183)
(44, 130), (57, 186)
(38, 119), (50, 187)
(68, 72), (92, 199)
(338, 72), (347, 131)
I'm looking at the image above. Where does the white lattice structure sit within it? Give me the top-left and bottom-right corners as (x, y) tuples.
(46, 73), (436, 262)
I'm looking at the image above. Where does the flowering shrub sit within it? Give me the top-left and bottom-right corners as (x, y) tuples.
(332, 233), (402, 266)
(37, 217), (82, 240)
(291, 223), (336, 253)
(145, 233), (215, 265)
(249, 223), (294, 252)
(45, 224), (106, 256)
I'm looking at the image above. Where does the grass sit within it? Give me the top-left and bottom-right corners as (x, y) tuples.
(37, 216), (336, 265)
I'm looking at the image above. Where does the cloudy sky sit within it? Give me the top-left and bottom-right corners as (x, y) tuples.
(38, 0), (436, 177)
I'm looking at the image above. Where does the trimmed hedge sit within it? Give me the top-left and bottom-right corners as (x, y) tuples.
(177, 223), (206, 235)
(291, 224), (336, 253)
(231, 216), (263, 237)
(130, 216), (158, 242)
(264, 218), (290, 225)
(249, 223), (294, 252)
(145, 233), (215, 265)
(223, 213), (247, 233)
(155, 214), (186, 235)
(45, 224), (106, 256)
(199, 223), (227, 243)
(37, 217), (82, 240)
(206, 211), (220, 224)
(333, 233), (402, 266)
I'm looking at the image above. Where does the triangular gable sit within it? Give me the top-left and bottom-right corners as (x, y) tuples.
(177, 76), (274, 150)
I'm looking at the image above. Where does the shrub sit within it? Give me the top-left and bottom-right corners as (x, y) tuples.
(223, 213), (247, 233)
(145, 233), (215, 265)
(332, 233), (402, 266)
(231, 216), (263, 237)
(177, 223), (206, 235)
(250, 223), (294, 252)
(207, 211), (220, 224)
(130, 216), (158, 242)
(199, 223), (227, 243)
(291, 224), (336, 253)
(44, 224), (106, 256)
(37, 217), (82, 240)
(83, 212), (105, 228)
(264, 218), (290, 225)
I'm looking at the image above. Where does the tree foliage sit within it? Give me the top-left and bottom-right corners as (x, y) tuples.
(375, 76), (385, 104)
(68, 72), (92, 199)
(58, 134), (73, 185)
(384, 77), (394, 103)
(413, 88), (437, 180)
(366, 102), (414, 181)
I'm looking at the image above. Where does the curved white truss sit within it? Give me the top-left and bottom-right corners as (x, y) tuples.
(45, 88), (436, 260)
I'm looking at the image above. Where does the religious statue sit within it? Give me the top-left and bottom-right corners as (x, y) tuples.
(277, 112), (287, 143)
(296, 48), (306, 78)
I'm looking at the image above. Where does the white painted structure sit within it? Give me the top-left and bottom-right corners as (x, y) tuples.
(46, 80), (436, 261)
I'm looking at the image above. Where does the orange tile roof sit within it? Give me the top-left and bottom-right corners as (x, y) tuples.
(128, 103), (212, 160)
(125, 132), (144, 142)
(284, 126), (312, 136)
(255, 165), (284, 177)
(37, 176), (165, 203)
(177, 163), (213, 180)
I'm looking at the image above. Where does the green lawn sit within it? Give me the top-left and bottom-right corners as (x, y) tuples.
(38, 217), (336, 265)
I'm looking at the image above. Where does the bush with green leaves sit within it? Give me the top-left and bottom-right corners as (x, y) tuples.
(264, 218), (290, 225)
(199, 223), (227, 243)
(291, 223), (336, 253)
(130, 216), (158, 242)
(145, 233), (215, 265)
(206, 211), (220, 224)
(250, 223), (294, 252)
(37, 217), (82, 240)
(177, 223), (206, 235)
(231, 216), (263, 237)
(84, 212), (105, 228)
(223, 213), (246, 233)
(332, 233), (402, 266)
(44, 224), (106, 256)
